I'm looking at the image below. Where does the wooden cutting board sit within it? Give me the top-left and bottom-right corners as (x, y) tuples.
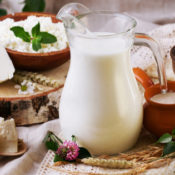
(0, 61), (69, 126)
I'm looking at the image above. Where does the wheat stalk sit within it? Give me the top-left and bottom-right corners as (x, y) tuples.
(81, 157), (137, 169)
(14, 71), (62, 88)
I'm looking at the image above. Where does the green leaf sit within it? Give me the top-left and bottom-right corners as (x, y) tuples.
(45, 141), (58, 151)
(48, 132), (63, 144)
(43, 131), (63, 151)
(0, 8), (7, 17)
(72, 135), (76, 142)
(172, 128), (175, 135)
(32, 22), (40, 37)
(40, 32), (57, 44)
(32, 37), (41, 51)
(54, 154), (64, 162)
(163, 141), (175, 156)
(157, 133), (172, 144)
(78, 147), (91, 159)
(10, 26), (31, 42)
(23, 0), (45, 12)
(43, 131), (59, 151)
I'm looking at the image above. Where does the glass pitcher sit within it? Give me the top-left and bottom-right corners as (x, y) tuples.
(57, 3), (167, 155)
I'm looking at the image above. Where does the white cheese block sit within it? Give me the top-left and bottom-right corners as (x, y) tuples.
(0, 45), (15, 83)
(0, 117), (18, 153)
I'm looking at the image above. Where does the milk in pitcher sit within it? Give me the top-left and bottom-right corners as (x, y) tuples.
(59, 33), (143, 155)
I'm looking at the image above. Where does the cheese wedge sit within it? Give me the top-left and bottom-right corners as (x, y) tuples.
(0, 45), (15, 83)
(0, 117), (18, 153)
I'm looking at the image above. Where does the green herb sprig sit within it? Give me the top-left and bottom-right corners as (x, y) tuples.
(157, 128), (175, 156)
(0, 8), (7, 16)
(23, 0), (45, 12)
(0, 0), (45, 17)
(43, 131), (91, 163)
(0, 0), (7, 17)
(10, 22), (57, 51)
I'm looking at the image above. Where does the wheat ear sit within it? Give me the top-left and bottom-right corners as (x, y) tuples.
(81, 157), (137, 169)
(14, 71), (62, 88)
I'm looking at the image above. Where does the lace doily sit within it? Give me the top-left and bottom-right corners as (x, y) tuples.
(131, 23), (175, 81)
(36, 23), (175, 175)
(36, 151), (175, 175)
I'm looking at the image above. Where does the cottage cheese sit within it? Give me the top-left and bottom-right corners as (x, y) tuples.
(0, 16), (68, 53)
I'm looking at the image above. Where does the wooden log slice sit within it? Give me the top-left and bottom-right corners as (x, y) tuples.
(0, 62), (69, 126)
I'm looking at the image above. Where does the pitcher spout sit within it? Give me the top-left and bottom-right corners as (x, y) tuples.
(56, 3), (90, 33)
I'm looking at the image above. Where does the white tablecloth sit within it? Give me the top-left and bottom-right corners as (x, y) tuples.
(0, 1), (173, 174)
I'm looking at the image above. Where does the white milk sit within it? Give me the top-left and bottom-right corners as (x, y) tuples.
(59, 33), (143, 155)
(151, 92), (175, 104)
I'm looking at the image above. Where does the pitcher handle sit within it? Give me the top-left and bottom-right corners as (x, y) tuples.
(133, 67), (154, 89)
(134, 33), (167, 93)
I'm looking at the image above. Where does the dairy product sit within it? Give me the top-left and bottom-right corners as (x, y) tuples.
(0, 45), (15, 83)
(151, 92), (175, 104)
(0, 16), (68, 53)
(59, 33), (143, 155)
(0, 117), (18, 153)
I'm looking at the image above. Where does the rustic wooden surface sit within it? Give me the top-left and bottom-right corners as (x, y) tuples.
(0, 61), (69, 126)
